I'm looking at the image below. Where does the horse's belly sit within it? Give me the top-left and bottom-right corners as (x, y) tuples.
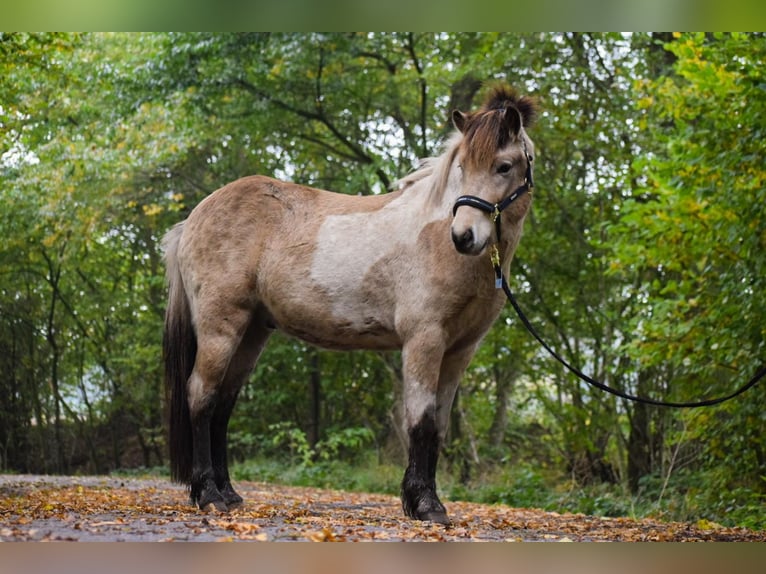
(277, 311), (401, 351)
(260, 248), (401, 351)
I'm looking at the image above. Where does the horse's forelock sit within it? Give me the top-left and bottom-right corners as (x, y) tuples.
(459, 86), (537, 171)
(459, 110), (508, 170)
(416, 85), (536, 204)
(481, 84), (538, 128)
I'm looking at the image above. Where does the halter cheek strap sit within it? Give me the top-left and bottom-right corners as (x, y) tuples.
(452, 148), (534, 288)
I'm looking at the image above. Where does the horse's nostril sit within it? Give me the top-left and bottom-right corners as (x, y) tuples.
(451, 228), (474, 252)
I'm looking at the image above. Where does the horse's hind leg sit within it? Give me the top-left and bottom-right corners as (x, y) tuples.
(210, 319), (272, 509)
(187, 304), (255, 511)
(188, 368), (226, 511)
(209, 393), (242, 509)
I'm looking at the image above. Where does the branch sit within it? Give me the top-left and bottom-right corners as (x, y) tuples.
(406, 33), (428, 157)
(299, 134), (364, 163)
(515, 262), (581, 367)
(353, 50), (397, 75)
(235, 77), (390, 190)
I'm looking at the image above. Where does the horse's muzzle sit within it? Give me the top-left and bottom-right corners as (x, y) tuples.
(451, 228), (486, 255)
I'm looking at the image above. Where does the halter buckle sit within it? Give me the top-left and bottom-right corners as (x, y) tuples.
(490, 244), (500, 267)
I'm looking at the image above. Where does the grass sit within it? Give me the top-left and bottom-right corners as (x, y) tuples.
(227, 455), (765, 531)
(230, 456), (403, 497)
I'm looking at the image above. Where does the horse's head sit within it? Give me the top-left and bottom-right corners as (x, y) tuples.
(450, 86), (537, 256)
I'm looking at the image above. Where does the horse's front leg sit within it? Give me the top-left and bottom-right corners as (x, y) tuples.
(400, 330), (450, 525)
(434, 343), (480, 454)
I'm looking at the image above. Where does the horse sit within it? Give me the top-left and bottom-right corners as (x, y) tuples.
(162, 83), (537, 525)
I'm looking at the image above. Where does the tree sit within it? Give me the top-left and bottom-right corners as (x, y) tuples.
(1, 32), (762, 529)
(606, 33), (766, 505)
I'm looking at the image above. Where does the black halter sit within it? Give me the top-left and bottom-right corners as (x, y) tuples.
(452, 143), (534, 287)
(452, 144), (534, 234)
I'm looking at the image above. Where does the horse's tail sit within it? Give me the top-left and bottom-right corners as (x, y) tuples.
(162, 222), (196, 485)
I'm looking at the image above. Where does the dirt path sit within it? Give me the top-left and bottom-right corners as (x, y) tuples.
(1, 474), (763, 542)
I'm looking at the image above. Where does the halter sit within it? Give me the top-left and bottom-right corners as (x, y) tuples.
(452, 142), (534, 288)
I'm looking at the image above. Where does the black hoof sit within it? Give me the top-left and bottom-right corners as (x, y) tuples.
(401, 484), (449, 525)
(220, 483), (244, 509)
(191, 477), (228, 512)
(419, 510), (451, 526)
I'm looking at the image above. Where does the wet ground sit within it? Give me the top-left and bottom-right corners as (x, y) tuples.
(1, 474), (763, 542)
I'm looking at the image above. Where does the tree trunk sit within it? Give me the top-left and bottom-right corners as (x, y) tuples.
(307, 348), (321, 452)
(489, 365), (513, 449)
(373, 352), (404, 454)
(627, 371), (652, 493)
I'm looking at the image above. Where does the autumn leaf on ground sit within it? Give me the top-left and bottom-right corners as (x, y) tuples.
(1, 475), (764, 542)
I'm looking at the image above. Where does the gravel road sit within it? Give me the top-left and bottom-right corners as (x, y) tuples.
(1, 474), (763, 542)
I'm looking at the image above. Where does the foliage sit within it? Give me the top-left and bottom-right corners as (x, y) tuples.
(263, 422), (374, 467)
(605, 32), (766, 498)
(1, 32), (763, 529)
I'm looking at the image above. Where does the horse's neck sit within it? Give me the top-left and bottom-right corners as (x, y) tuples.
(422, 156), (463, 214)
(498, 213), (527, 272)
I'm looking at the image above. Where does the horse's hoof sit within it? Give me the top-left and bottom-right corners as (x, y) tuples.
(197, 486), (229, 513)
(200, 498), (228, 513)
(420, 510), (451, 526)
(220, 484), (244, 509)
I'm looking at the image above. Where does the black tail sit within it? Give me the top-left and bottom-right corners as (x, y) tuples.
(162, 223), (196, 484)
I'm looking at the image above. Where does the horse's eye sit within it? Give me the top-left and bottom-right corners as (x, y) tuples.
(496, 162), (512, 175)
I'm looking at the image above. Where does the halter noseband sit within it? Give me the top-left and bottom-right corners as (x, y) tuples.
(451, 144), (534, 288)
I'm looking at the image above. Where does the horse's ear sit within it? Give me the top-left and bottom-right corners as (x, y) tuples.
(515, 96), (538, 129)
(503, 106), (523, 137)
(452, 110), (468, 133)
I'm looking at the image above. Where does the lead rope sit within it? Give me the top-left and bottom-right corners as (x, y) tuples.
(455, 149), (764, 407)
(496, 267), (765, 408)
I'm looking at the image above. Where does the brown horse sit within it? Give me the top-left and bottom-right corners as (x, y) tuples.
(162, 83), (537, 524)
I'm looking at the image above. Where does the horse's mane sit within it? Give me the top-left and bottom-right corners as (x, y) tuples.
(395, 83), (537, 207)
(394, 132), (461, 197)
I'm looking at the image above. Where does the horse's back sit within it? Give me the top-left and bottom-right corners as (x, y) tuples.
(186, 174), (398, 228)
(187, 175), (313, 225)
(179, 175), (344, 267)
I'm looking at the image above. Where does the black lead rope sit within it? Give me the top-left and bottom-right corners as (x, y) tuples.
(500, 274), (766, 408)
(453, 148), (764, 408)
